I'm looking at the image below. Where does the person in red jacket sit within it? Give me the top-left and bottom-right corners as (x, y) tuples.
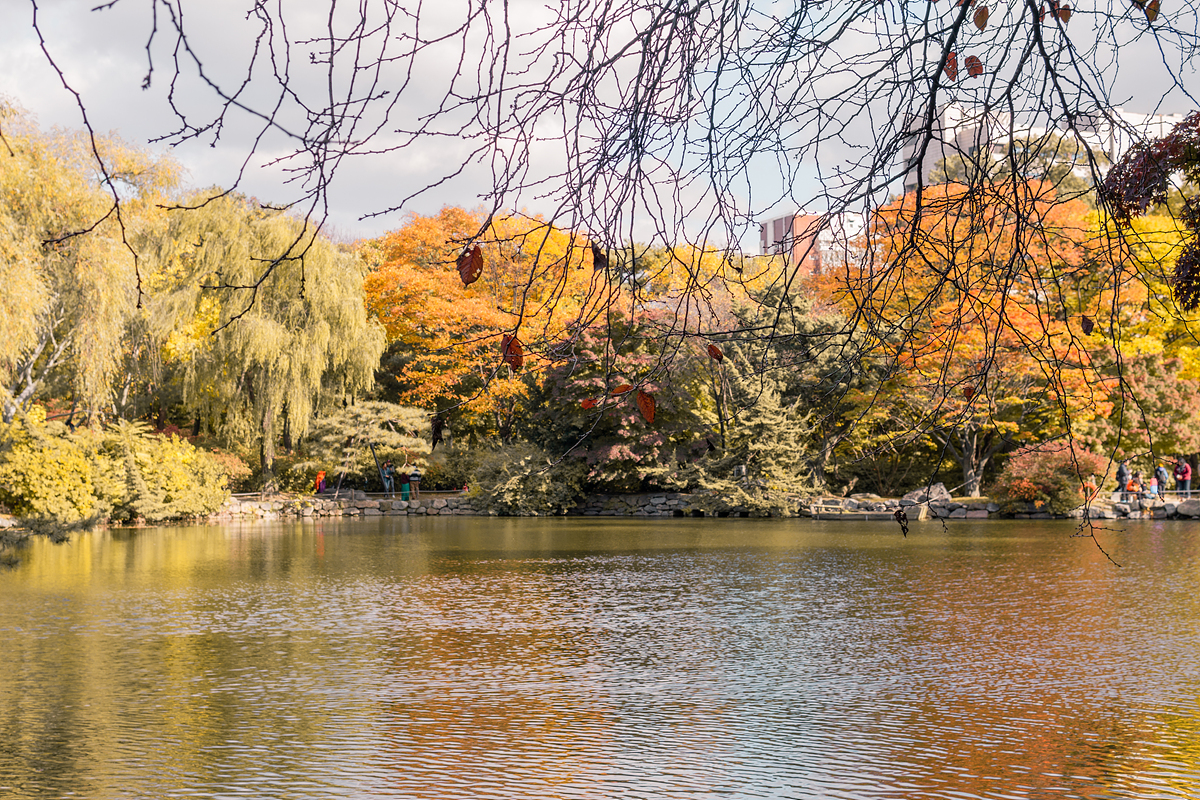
(1173, 458), (1192, 494)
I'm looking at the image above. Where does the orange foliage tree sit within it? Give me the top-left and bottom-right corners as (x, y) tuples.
(849, 182), (1111, 496)
(361, 208), (604, 439)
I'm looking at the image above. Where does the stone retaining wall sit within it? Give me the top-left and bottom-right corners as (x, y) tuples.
(208, 492), (486, 520)
(6, 490), (1200, 532)
(209, 491), (749, 521)
(203, 490), (1200, 523)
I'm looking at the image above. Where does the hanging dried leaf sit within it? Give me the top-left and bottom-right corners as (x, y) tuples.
(707, 343), (724, 362)
(965, 55), (983, 76)
(1081, 315), (1095, 335)
(973, 5), (989, 29)
(1145, 0), (1159, 20)
(944, 52), (958, 81)
(582, 398), (598, 410)
(457, 244), (484, 286)
(591, 242), (609, 271)
(962, 385), (975, 400)
(611, 383), (633, 395)
(501, 334), (524, 371)
(1039, 3), (1047, 21)
(1058, 3), (1071, 21)
(636, 390), (656, 424)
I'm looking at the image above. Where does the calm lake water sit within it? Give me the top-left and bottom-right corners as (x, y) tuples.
(2, 516), (1199, 799)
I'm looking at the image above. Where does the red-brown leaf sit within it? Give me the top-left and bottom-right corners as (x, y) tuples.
(944, 52), (958, 81)
(962, 385), (975, 400)
(636, 390), (656, 424)
(590, 242), (608, 271)
(1058, 4), (1071, 21)
(457, 245), (484, 286)
(1145, 0), (1159, 20)
(1081, 315), (1095, 335)
(707, 343), (724, 362)
(966, 55), (983, 76)
(582, 398), (597, 410)
(973, 5), (989, 29)
(611, 383), (633, 395)
(501, 334), (524, 371)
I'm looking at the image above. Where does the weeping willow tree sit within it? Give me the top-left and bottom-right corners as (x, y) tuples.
(145, 195), (385, 487)
(0, 103), (179, 423)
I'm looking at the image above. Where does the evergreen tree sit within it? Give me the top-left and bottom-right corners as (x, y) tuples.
(295, 401), (430, 490)
(719, 347), (812, 491)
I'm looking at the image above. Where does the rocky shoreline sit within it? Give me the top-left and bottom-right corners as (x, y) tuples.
(4, 482), (1200, 534)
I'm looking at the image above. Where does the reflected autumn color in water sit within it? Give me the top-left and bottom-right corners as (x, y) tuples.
(2, 517), (1199, 799)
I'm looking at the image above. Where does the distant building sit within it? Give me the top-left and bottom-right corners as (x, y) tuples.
(900, 103), (1187, 193)
(759, 212), (864, 275)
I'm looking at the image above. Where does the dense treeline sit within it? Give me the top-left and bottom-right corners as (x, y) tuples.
(3, 105), (1200, 532)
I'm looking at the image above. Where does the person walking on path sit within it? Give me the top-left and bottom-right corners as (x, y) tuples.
(1174, 458), (1192, 494)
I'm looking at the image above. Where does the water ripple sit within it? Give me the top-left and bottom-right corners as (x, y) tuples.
(2, 519), (1199, 799)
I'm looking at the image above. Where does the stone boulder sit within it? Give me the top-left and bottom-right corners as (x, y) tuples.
(1175, 498), (1200, 517)
(901, 482), (952, 504)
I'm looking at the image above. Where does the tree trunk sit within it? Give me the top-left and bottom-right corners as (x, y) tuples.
(260, 405), (277, 493)
(962, 462), (983, 498)
(281, 402), (293, 452)
(711, 365), (726, 452)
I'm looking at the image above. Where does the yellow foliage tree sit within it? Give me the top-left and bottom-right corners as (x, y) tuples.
(0, 102), (180, 422)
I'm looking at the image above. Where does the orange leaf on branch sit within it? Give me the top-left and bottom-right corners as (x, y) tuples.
(965, 55), (983, 76)
(636, 390), (656, 424)
(457, 244), (484, 286)
(582, 397), (598, 409)
(707, 343), (724, 362)
(611, 383), (633, 395)
(973, 5), (989, 29)
(501, 334), (524, 371)
(944, 52), (958, 81)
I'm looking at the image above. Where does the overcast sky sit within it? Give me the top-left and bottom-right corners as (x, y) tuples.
(0, 0), (499, 241)
(1, 0), (1197, 247)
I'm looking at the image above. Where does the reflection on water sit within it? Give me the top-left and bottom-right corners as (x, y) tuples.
(2, 518), (1200, 799)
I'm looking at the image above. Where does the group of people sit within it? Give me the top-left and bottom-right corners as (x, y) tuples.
(380, 461), (421, 499)
(311, 461), (422, 498)
(1116, 458), (1192, 499)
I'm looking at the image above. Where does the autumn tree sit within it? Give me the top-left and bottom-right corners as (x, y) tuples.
(363, 207), (603, 441)
(144, 194), (384, 486)
(526, 307), (716, 492)
(855, 182), (1111, 495)
(0, 103), (179, 423)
